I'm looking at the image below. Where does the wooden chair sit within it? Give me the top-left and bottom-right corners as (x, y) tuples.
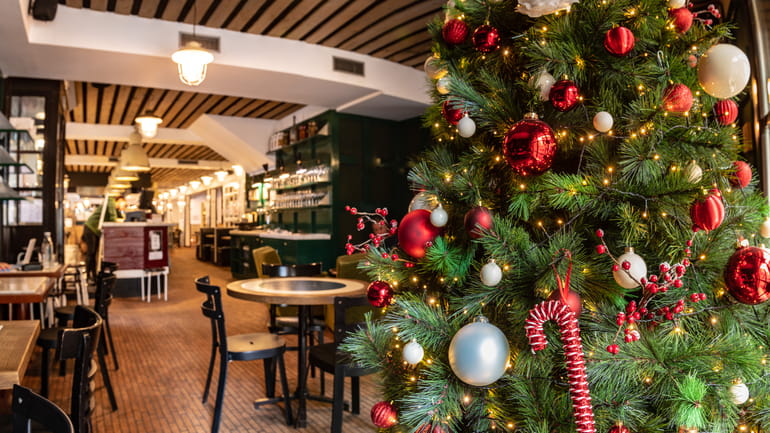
(11, 384), (74, 433)
(308, 296), (379, 433)
(195, 276), (293, 433)
(251, 246), (281, 278)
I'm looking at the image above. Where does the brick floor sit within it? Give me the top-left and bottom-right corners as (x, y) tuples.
(19, 247), (382, 433)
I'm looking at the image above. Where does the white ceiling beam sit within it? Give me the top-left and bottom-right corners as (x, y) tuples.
(65, 155), (232, 170)
(66, 122), (205, 144)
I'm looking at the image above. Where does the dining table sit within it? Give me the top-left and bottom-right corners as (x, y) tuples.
(226, 276), (367, 428)
(0, 320), (41, 390)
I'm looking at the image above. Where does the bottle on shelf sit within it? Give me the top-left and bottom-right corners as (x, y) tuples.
(40, 231), (54, 268)
(289, 115), (298, 144)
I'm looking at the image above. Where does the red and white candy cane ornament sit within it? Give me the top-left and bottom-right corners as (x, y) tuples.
(525, 300), (596, 433)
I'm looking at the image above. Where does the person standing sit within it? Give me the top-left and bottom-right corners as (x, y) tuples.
(81, 196), (126, 282)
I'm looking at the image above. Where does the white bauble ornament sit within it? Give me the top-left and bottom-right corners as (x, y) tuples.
(529, 70), (556, 101)
(729, 382), (750, 405)
(593, 111), (614, 132)
(424, 56), (447, 80)
(403, 339), (425, 365)
(613, 247), (647, 289)
(457, 115), (477, 138)
(517, 0), (579, 17)
(448, 316), (509, 386)
(480, 260), (503, 286)
(760, 218), (770, 238)
(430, 204), (449, 227)
(436, 76), (451, 95)
(686, 160), (703, 183)
(668, 0), (686, 8)
(697, 44), (751, 99)
(409, 191), (439, 212)
(445, 0), (460, 21)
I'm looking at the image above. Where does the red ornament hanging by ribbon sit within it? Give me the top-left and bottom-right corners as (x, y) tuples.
(525, 300), (596, 433)
(472, 24), (500, 52)
(714, 99), (739, 125)
(367, 280), (394, 307)
(441, 100), (465, 125)
(442, 19), (469, 45)
(464, 206), (493, 239)
(398, 209), (442, 258)
(669, 7), (693, 33)
(724, 246), (770, 305)
(502, 113), (557, 176)
(371, 401), (398, 428)
(690, 189), (724, 232)
(549, 80), (580, 111)
(730, 161), (752, 188)
(662, 83), (693, 113)
(604, 26), (635, 56)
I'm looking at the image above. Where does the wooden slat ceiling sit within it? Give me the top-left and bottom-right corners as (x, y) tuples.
(62, 0), (443, 68)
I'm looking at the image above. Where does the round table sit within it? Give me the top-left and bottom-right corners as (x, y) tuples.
(226, 277), (367, 428)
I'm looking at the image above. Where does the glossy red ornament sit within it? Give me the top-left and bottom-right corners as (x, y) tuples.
(371, 401), (398, 428)
(398, 209), (442, 258)
(714, 99), (739, 125)
(690, 189), (724, 232)
(730, 161), (752, 188)
(549, 80), (579, 111)
(464, 206), (493, 239)
(472, 24), (500, 52)
(724, 246), (770, 305)
(548, 289), (582, 314)
(367, 280), (394, 307)
(662, 84), (693, 113)
(604, 26), (635, 56)
(502, 113), (557, 176)
(442, 100), (465, 125)
(669, 7), (693, 33)
(417, 423), (448, 433)
(442, 19), (469, 45)
(609, 423), (630, 433)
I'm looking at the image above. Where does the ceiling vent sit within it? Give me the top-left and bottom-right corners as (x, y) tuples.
(177, 160), (200, 165)
(179, 33), (220, 52)
(333, 57), (365, 76)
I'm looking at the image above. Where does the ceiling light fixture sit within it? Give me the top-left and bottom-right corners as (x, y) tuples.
(201, 175), (213, 186)
(171, 2), (213, 86)
(214, 170), (228, 181)
(232, 165), (244, 176)
(134, 111), (163, 138)
(113, 168), (139, 182)
(119, 132), (151, 172)
(189, 180), (201, 189)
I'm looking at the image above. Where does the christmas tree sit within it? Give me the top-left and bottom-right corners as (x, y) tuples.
(342, 0), (770, 432)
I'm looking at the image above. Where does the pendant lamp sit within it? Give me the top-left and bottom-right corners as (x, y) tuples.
(134, 111), (162, 138)
(120, 131), (151, 172)
(113, 168), (139, 182)
(172, 41), (213, 86)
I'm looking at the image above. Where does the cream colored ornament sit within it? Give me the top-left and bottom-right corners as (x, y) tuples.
(698, 44), (751, 99)
(457, 114), (477, 138)
(480, 260), (503, 286)
(430, 204), (449, 227)
(403, 339), (425, 365)
(613, 247), (647, 289)
(424, 55), (448, 80)
(686, 160), (703, 183)
(517, 0), (579, 17)
(729, 382), (750, 405)
(668, 0), (686, 8)
(529, 70), (556, 101)
(760, 218), (770, 238)
(436, 76), (451, 95)
(593, 111), (614, 132)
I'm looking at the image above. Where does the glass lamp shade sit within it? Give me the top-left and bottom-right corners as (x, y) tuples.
(134, 112), (162, 139)
(171, 41), (214, 86)
(214, 170), (228, 181)
(201, 175), (213, 185)
(113, 168), (139, 182)
(107, 176), (130, 189)
(189, 180), (202, 190)
(120, 133), (151, 172)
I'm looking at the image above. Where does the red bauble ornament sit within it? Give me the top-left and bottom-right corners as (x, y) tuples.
(669, 7), (693, 33)
(442, 19), (469, 45)
(472, 24), (500, 52)
(548, 289), (582, 314)
(417, 423), (448, 433)
(371, 401), (398, 428)
(604, 26), (635, 56)
(714, 99), (739, 125)
(398, 209), (442, 258)
(549, 80), (580, 111)
(442, 100), (465, 125)
(662, 84), (693, 113)
(730, 161), (752, 188)
(609, 423), (630, 433)
(502, 113), (557, 176)
(367, 280), (394, 308)
(464, 206), (493, 239)
(690, 189), (724, 232)
(724, 246), (770, 305)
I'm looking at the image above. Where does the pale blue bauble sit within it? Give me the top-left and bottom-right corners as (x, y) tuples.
(448, 316), (509, 386)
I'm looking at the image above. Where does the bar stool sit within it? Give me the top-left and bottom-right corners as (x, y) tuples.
(144, 266), (169, 302)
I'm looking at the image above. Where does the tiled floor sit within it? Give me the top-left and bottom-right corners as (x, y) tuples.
(20, 247), (382, 433)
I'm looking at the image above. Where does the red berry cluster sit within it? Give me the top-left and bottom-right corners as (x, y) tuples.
(343, 206), (398, 256)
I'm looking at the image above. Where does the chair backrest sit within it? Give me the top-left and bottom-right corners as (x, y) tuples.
(12, 384), (74, 433)
(262, 263), (322, 278)
(253, 246), (281, 278)
(195, 276), (228, 355)
(57, 305), (102, 433)
(93, 271), (117, 317)
(331, 296), (375, 344)
(335, 253), (369, 282)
